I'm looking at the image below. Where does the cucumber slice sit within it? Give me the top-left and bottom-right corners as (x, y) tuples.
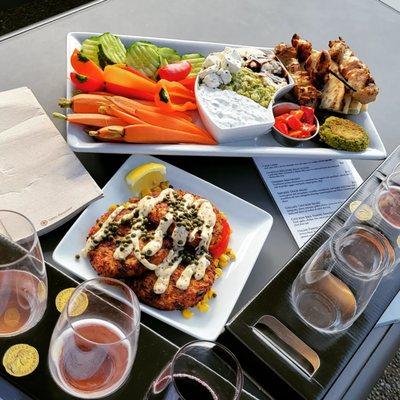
(125, 42), (161, 79)
(98, 32), (126, 68)
(158, 47), (181, 63)
(81, 36), (100, 66)
(181, 53), (205, 76)
(181, 53), (203, 60)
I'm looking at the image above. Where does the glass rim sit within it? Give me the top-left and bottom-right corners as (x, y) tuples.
(171, 340), (244, 400)
(384, 170), (400, 191)
(330, 224), (390, 278)
(0, 209), (39, 268)
(65, 277), (141, 346)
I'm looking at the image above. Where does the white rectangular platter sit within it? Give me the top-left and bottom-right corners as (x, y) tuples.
(66, 32), (386, 160)
(53, 155), (273, 340)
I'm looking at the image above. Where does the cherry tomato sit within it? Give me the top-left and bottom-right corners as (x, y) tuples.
(158, 61), (192, 82)
(70, 72), (104, 92)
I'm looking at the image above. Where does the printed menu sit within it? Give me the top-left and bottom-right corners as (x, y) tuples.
(254, 157), (363, 247)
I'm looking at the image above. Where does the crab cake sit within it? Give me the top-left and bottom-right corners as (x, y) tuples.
(87, 202), (171, 278)
(83, 187), (232, 312)
(128, 265), (216, 310)
(319, 116), (369, 152)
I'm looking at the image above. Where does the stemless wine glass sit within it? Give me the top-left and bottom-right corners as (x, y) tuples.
(376, 171), (400, 229)
(291, 225), (392, 334)
(0, 210), (47, 337)
(146, 340), (243, 400)
(48, 278), (141, 399)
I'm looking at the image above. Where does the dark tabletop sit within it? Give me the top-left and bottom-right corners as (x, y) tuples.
(0, 0), (399, 398)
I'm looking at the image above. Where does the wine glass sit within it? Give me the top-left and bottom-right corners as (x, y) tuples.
(291, 225), (392, 334)
(146, 340), (243, 400)
(48, 277), (141, 399)
(0, 210), (47, 337)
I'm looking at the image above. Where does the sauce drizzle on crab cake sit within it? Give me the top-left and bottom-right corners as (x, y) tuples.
(82, 188), (229, 305)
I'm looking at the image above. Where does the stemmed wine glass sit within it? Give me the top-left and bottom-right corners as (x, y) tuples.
(48, 277), (141, 399)
(146, 340), (243, 400)
(0, 210), (47, 337)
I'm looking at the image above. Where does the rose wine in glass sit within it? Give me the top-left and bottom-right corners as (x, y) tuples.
(52, 318), (131, 397)
(0, 210), (47, 337)
(49, 278), (140, 399)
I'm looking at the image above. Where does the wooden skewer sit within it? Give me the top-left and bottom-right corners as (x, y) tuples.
(329, 69), (356, 92)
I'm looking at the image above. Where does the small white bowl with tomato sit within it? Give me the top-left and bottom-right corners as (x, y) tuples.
(271, 102), (319, 147)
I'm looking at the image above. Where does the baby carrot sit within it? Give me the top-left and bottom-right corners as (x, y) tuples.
(108, 96), (192, 121)
(52, 112), (127, 127)
(99, 105), (144, 125)
(89, 124), (216, 145)
(58, 94), (110, 113)
(134, 109), (210, 138)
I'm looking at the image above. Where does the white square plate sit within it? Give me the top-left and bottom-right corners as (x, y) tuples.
(66, 32), (386, 160)
(53, 155), (273, 340)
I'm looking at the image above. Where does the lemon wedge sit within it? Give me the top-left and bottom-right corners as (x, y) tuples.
(125, 163), (167, 196)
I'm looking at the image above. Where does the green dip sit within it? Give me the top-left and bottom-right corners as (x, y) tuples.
(222, 67), (276, 108)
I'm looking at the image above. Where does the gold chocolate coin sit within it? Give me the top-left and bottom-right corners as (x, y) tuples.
(349, 200), (362, 213)
(355, 204), (373, 221)
(3, 308), (20, 328)
(55, 288), (88, 316)
(2, 344), (39, 377)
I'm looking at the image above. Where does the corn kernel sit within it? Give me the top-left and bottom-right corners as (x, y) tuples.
(215, 268), (223, 278)
(226, 248), (236, 260)
(182, 309), (194, 319)
(197, 301), (209, 313)
(206, 289), (216, 300)
(108, 204), (117, 211)
(219, 254), (230, 267)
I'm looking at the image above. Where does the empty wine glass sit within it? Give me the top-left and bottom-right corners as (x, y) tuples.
(145, 340), (243, 400)
(48, 277), (140, 399)
(291, 225), (392, 334)
(0, 210), (47, 337)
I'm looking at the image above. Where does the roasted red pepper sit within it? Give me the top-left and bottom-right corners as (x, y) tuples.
(209, 218), (231, 258)
(70, 72), (104, 92)
(158, 61), (192, 82)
